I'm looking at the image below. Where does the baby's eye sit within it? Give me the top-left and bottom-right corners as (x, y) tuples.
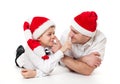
(47, 33), (51, 36)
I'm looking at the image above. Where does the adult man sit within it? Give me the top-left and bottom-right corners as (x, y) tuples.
(60, 11), (106, 75)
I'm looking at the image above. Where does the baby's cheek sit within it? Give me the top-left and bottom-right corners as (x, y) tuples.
(49, 42), (54, 46)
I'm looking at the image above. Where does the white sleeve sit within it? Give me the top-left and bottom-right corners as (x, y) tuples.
(26, 47), (63, 77)
(89, 38), (106, 60)
(88, 31), (107, 60)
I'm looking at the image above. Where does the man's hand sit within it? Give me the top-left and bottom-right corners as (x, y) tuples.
(60, 36), (72, 53)
(61, 55), (95, 75)
(21, 69), (36, 79)
(79, 52), (101, 68)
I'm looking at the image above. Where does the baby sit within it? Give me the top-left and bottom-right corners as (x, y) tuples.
(15, 16), (71, 78)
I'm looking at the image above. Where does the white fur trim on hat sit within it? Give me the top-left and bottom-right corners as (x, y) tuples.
(71, 20), (96, 37)
(24, 29), (32, 41)
(33, 20), (55, 40)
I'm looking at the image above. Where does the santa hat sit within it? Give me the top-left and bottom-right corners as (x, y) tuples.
(23, 16), (55, 60)
(71, 11), (98, 37)
(30, 17), (55, 40)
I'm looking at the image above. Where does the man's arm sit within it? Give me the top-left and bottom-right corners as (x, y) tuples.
(61, 56), (95, 75)
(78, 52), (101, 68)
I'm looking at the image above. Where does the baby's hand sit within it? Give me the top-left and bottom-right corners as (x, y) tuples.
(21, 69), (36, 79)
(51, 36), (62, 53)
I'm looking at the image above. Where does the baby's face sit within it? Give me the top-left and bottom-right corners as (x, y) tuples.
(37, 27), (55, 47)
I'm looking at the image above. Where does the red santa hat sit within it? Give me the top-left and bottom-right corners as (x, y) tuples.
(71, 11), (98, 37)
(30, 17), (55, 40)
(23, 16), (55, 60)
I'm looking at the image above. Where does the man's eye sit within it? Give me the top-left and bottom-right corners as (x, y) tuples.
(72, 31), (76, 34)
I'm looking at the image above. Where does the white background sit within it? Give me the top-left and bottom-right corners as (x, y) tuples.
(0, 0), (120, 84)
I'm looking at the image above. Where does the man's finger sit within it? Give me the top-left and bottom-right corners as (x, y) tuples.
(92, 52), (100, 56)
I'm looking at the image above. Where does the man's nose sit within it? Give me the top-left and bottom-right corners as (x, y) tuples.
(69, 31), (74, 37)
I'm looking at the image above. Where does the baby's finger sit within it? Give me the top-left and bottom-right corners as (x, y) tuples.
(21, 69), (28, 73)
(54, 36), (60, 43)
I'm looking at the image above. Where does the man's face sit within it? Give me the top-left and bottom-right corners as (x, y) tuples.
(69, 26), (91, 44)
